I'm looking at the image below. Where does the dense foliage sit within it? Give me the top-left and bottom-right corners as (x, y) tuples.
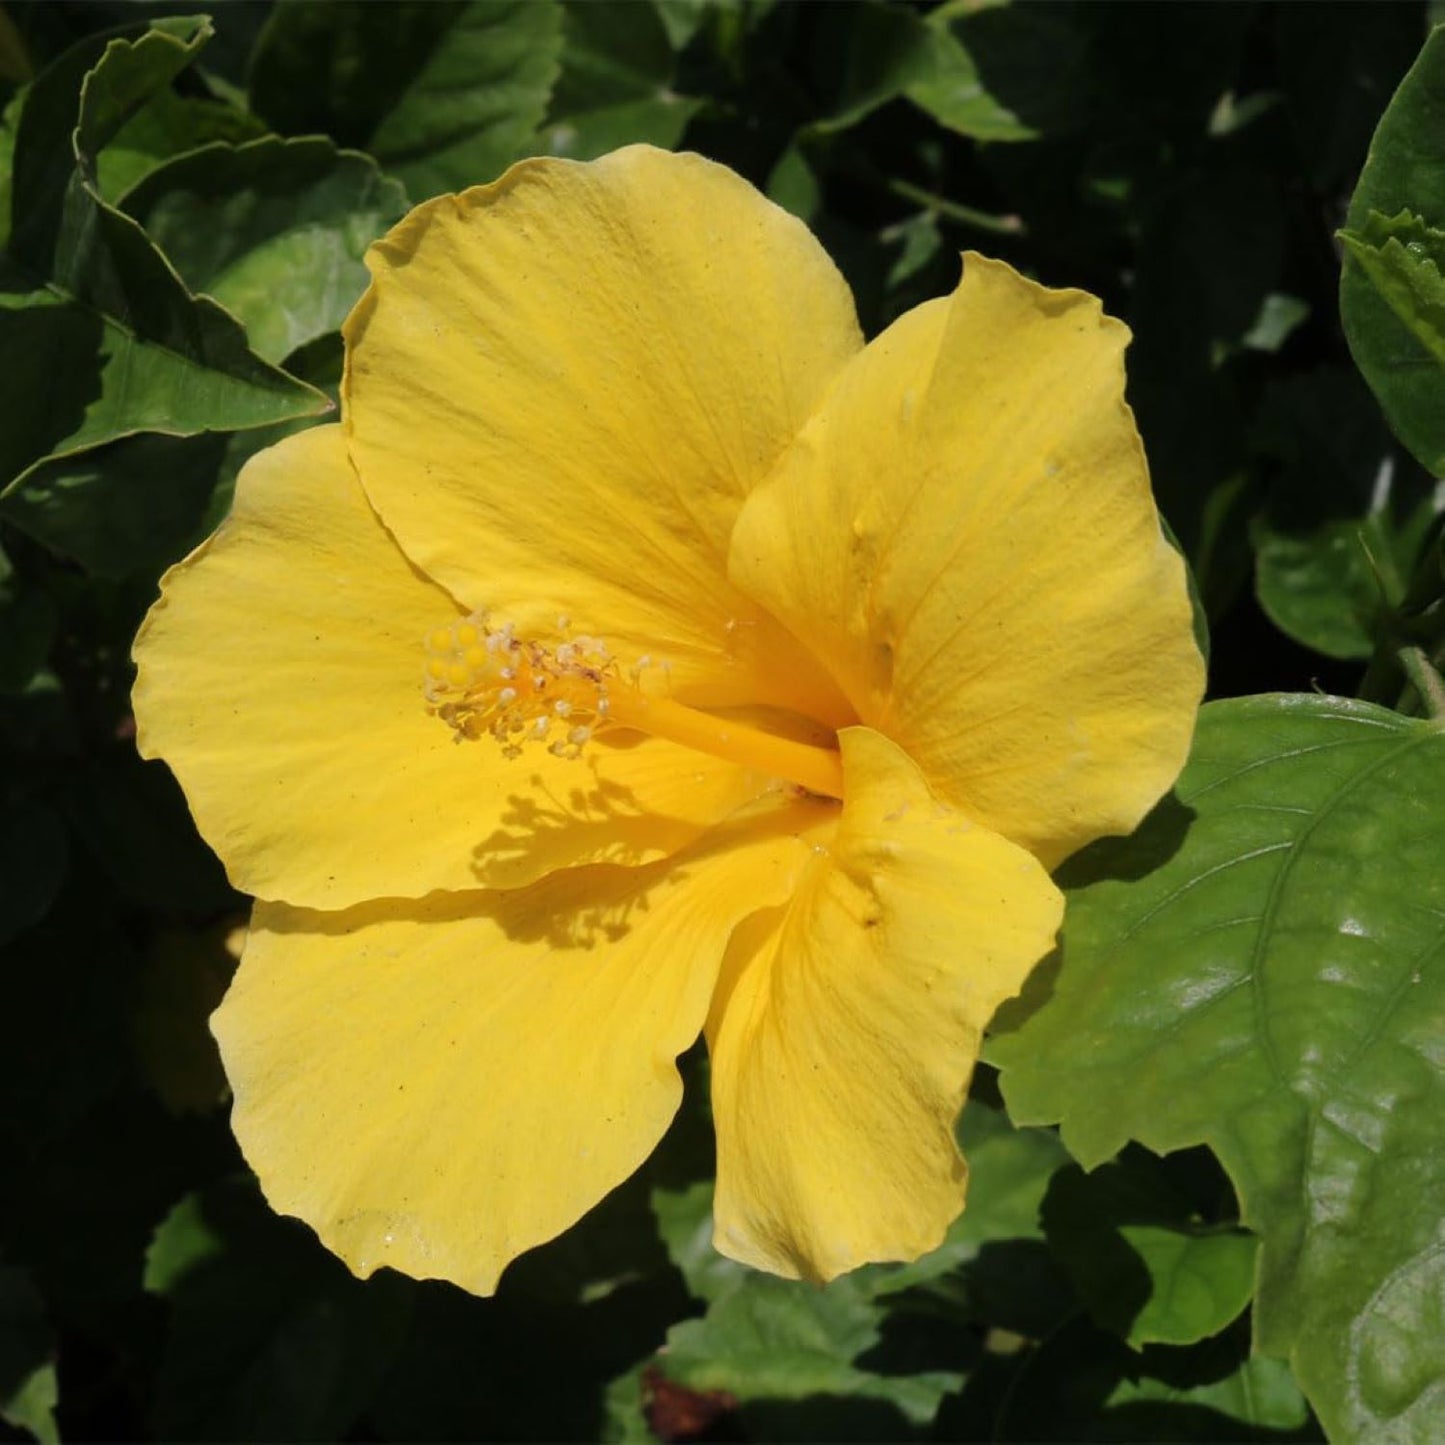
(1, 3), (1441, 1441)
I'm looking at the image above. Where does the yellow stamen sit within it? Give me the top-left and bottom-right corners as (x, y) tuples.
(422, 613), (844, 799)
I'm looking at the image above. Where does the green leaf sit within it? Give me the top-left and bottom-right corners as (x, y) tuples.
(249, 0), (563, 200)
(766, 145), (822, 222)
(658, 1272), (959, 1435)
(0, 19), (326, 495)
(1340, 27), (1445, 474)
(1106, 1354), (1312, 1436)
(994, 1315), (1315, 1442)
(990, 694), (1445, 1441)
(121, 136), (407, 364)
(1042, 1158), (1256, 1349)
(96, 83), (268, 203)
(907, 2), (1092, 141)
(540, 1), (700, 161)
(1241, 293), (1310, 354)
(651, 1103), (1072, 1436)
(0, 431), (228, 578)
(0, 89), (23, 252)
(653, 1101), (1067, 1308)
(145, 1176), (414, 1442)
(0, 1267), (58, 1445)
(806, 1), (966, 136)
(1342, 209), (1445, 367)
(1250, 368), (1443, 661)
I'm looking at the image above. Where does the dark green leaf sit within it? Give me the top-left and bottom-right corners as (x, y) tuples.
(0, 542), (55, 692)
(994, 1315), (1316, 1443)
(64, 753), (237, 914)
(1105, 1354), (1312, 1437)
(651, 1104), (1071, 1435)
(146, 1176), (414, 1442)
(1042, 1157), (1256, 1349)
(0, 19), (326, 495)
(542, 93), (701, 161)
(364, 1168), (689, 1441)
(1341, 26), (1445, 474)
(805, 1), (957, 136)
(96, 83), (268, 203)
(541, 1), (699, 161)
(991, 695), (1445, 1440)
(121, 136), (406, 364)
(1250, 368), (1443, 660)
(250, 0), (563, 200)
(0, 431), (228, 578)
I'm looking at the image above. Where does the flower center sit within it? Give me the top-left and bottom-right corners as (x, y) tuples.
(423, 613), (844, 799)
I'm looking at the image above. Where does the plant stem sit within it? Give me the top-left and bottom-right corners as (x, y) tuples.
(886, 177), (1026, 235)
(1398, 644), (1445, 721)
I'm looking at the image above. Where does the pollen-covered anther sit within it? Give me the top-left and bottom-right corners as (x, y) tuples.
(420, 613), (846, 798)
(422, 612), (615, 759)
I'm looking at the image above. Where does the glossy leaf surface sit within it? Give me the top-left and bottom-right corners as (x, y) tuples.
(992, 695), (1445, 1441)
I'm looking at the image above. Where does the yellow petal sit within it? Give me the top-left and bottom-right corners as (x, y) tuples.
(213, 803), (828, 1294)
(133, 424), (774, 908)
(343, 144), (860, 726)
(706, 727), (1062, 1282)
(729, 254), (1205, 867)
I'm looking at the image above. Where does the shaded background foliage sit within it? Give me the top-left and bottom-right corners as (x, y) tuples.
(0, 2), (1441, 1442)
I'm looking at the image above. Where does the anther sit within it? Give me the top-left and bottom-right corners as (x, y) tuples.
(420, 611), (845, 797)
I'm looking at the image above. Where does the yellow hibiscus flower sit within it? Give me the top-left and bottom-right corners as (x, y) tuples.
(132, 145), (1203, 1293)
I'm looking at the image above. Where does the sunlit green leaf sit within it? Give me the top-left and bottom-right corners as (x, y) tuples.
(1340, 26), (1445, 474)
(991, 694), (1445, 1441)
(659, 1272), (958, 1435)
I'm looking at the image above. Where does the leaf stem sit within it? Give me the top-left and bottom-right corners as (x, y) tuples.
(1398, 644), (1445, 721)
(886, 178), (1026, 236)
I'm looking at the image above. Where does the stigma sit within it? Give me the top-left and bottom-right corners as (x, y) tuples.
(422, 612), (846, 799)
